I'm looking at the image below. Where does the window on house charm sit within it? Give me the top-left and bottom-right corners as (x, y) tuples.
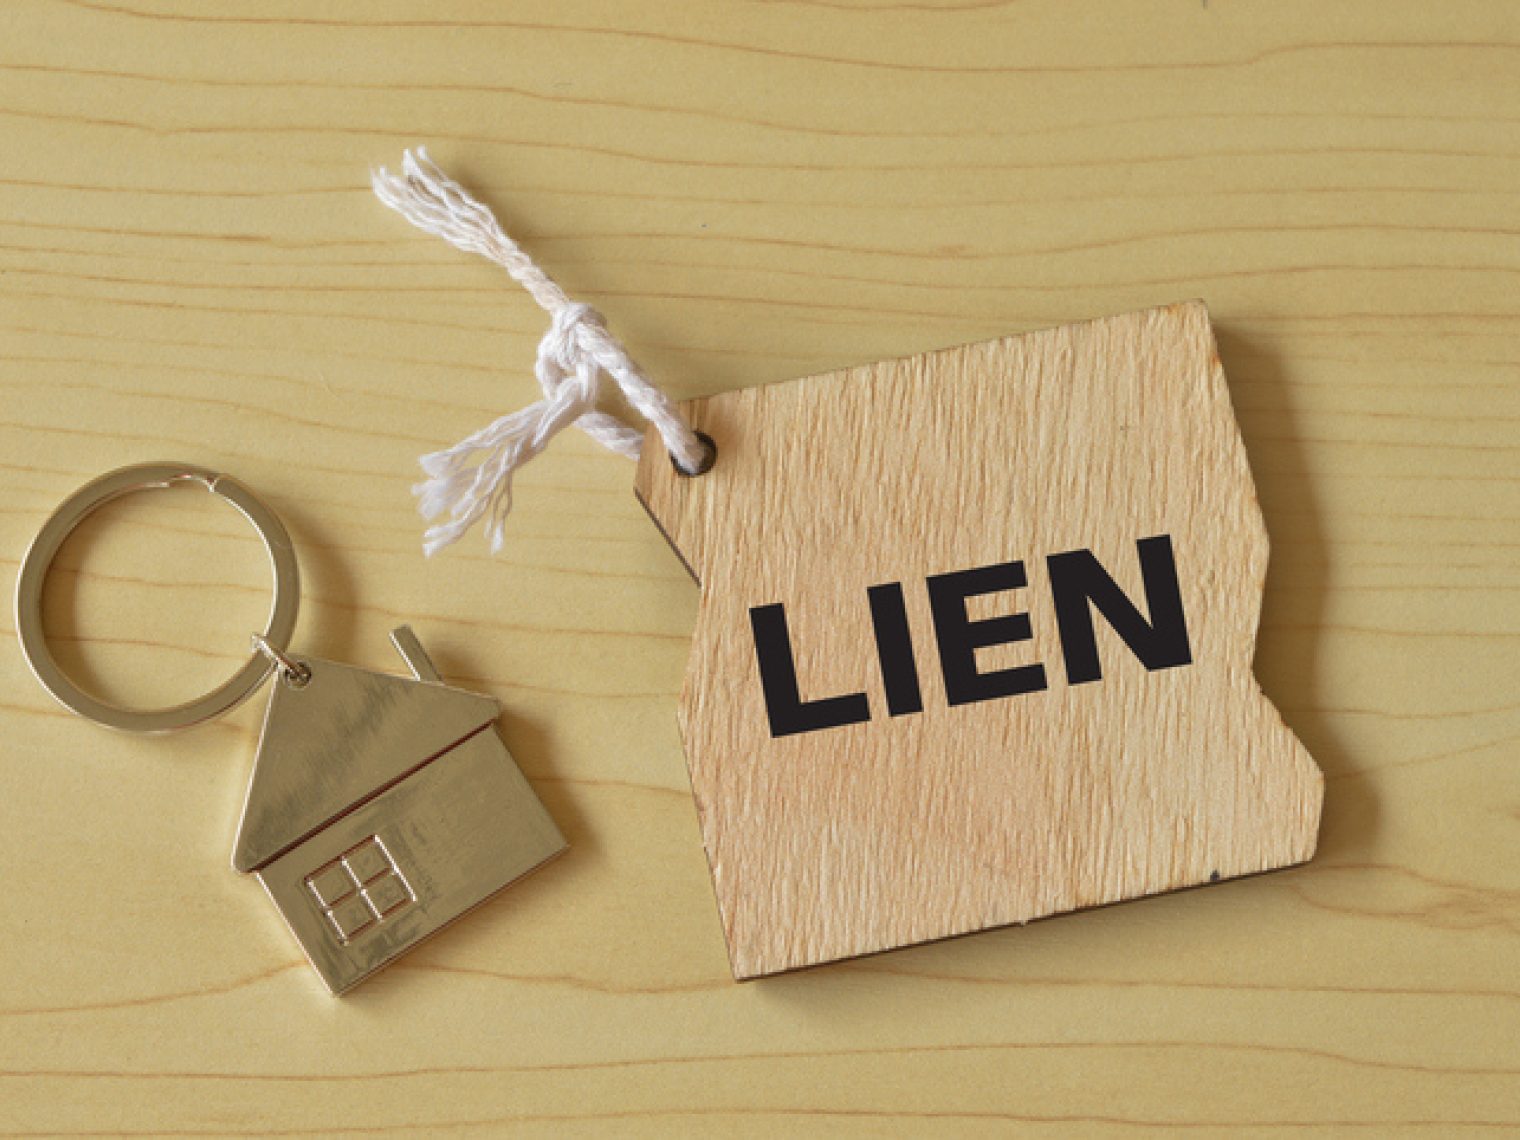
(305, 837), (414, 943)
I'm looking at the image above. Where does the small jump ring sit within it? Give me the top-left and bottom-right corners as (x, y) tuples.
(251, 633), (310, 688)
(14, 462), (301, 734)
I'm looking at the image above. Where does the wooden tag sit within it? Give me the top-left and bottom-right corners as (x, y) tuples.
(635, 301), (1323, 980)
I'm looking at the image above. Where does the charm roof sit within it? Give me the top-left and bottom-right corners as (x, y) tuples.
(232, 654), (500, 872)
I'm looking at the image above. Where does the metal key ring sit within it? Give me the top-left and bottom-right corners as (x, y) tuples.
(14, 462), (300, 734)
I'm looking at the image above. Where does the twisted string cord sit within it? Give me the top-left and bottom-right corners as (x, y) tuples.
(372, 148), (710, 555)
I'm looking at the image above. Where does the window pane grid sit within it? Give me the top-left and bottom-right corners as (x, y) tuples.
(304, 837), (414, 944)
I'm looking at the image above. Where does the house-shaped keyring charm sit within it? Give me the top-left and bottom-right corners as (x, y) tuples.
(232, 626), (566, 994)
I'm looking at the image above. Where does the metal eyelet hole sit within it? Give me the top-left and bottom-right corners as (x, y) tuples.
(252, 633), (310, 690)
(280, 662), (312, 689)
(671, 431), (717, 478)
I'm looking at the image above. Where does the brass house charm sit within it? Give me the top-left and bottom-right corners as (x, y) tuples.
(231, 626), (566, 993)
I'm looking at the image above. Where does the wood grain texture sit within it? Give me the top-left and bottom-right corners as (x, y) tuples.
(635, 301), (1323, 979)
(0, 0), (1515, 1134)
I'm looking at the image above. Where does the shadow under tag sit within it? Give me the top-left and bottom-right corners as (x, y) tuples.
(634, 300), (1323, 981)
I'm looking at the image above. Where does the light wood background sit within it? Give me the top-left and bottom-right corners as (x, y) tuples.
(0, 1), (1515, 1135)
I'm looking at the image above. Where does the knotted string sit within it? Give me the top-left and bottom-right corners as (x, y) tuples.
(372, 148), (711, 555)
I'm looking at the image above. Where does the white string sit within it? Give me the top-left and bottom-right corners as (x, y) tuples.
(371, 148), (710, 555)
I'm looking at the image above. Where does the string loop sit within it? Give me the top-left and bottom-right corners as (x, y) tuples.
(372, 148), (711, 555)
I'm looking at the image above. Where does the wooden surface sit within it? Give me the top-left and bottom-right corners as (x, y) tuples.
(0, 1), (1515, 1134)
(635, 302), (1323, 979)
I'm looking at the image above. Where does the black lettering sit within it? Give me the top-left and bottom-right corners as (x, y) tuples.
(749, 603), (871, 738)
(926, 562), (1048, 707)
(866, 582), (924, 717)
(1047, 534), (1192, 685)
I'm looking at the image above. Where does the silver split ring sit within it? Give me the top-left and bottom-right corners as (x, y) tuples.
(14, 462), (300, 734)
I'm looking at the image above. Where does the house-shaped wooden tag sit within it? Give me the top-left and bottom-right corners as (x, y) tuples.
(232, 626), (565, 993)
(635, 300), (1323, 980)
